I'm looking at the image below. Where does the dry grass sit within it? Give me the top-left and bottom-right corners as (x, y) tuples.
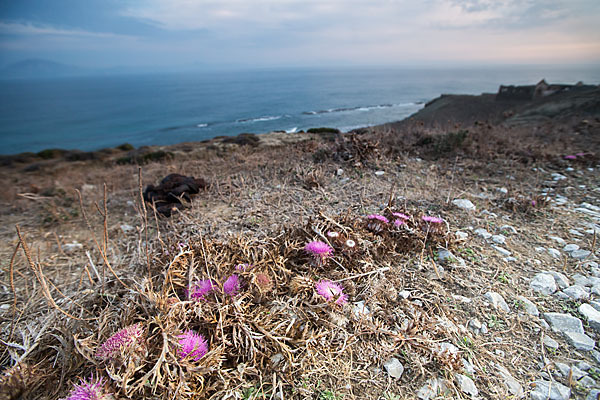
(0, 120), (599, 399)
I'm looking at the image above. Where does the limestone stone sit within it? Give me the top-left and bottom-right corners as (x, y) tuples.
(383, 358), (404, 379)
(544, 312), (584, 335)
(579, 303), (600, 333)
(531, 273), (558, 295)
(563, 331), (595, 351)
(517, 295), (539, 317)
(484, 291), (510, 312)
(563, 285), (590, 300)
(530, 380), (570, 400)
(452, 199), (476, 211)
(455, 374), (478, 396)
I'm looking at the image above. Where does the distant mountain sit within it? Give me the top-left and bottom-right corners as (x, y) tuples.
(0, 59), (86, 79)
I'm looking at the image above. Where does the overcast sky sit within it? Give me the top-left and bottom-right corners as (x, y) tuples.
(1, 0), (599, 69)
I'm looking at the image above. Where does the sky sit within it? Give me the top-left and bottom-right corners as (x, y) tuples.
(0, 0), (599, 69)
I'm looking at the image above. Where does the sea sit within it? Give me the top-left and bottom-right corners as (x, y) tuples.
(1, 65), (599, 155)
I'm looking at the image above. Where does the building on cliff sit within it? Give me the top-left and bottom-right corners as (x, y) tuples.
(496, 79), (593, 101)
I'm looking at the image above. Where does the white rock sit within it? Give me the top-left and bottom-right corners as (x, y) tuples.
(452, 199), (476, 211)
(530, 380), (570, 400)
(383, 358), (404, 378)
(549, 236), (566, 245)
(491, 245), (511, 256)
(579, 303), (600, 333)
(497, 187), (508, 194)
(455, 374), (478, 396)
(552, 173), (567, 181)
(564, 243), (580, 253)
(562, 285), (589, 301)
(563, 331), (595, 351)
(547, 248), (561, 258)
(120, 224), (135, 233)
(500, 225), (517, 234)
(484, 291), (510, 313)
(570, 229), (584, 236)
(572, 249), (592, 260)
(353, 301), (371, 319)
(417, 378), (448, 400)
(398, 290), (411, 299)
(474, 228), (492, 239)
(492, 234), (506, 245)
(545, 271), (570, 289)
(573, 273), (591, 287)
(63, 242), (83, 254)
(517, 295), (539, 317)
(544, 312), (584, 335)
(455, 231), (469, 240)
(530, 273), (558, 295)
(543, 336), (559, 350)
(496, 364), (523, 397)
(374, 170), (385, 176)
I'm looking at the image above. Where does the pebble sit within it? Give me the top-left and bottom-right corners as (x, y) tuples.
(270, 353), (284, 366)
(579, 376), (597, 389)
(570, 229), (584, 236)
(577, 361), (592, 371)
(587, 390), (600, 400)
(491, 234), (506, 245)
(451, 294), (472, 303)
(579, 304), (600, 333)
(455, 374), (478, 396)
(480, 323), (488, 334)
(374, 170), (385, 176)
(517, 295), (539, 317)
(543, 336), (559, 350)
(563, 331), (595, 351)
(491, 245), (511, 256)
(455, 231), (469, 240)
(552, 173), (568, 181)
(468, 319), (482, 332)
(531, 273), (558, 295)
(495, 364), (523, 397)
(500, 225), (517, 234)
(564, 243), (580, 253)
(546, 271), (570, 289)
(562, 285), (589, 300)
(398, 290), (411, 299)
(554, 362), (570, 377)
(570, 365), (587, 380)
(120, 224), (135, 233)
(63, 242), (83, 254)
(484, 291), (510, 312)
(530, 380), (570, 400)
(572, 249), (592, 260)
(417, 378), (447, 400)
(590, 300), (600, 312)
(474, 228), (491, 239)
(437, 249), (465, 266)
(353, 301), (371, 319)
(573, 273), (591, 287)
(383, 358), (404, 378)
(544, 312), (584, 335)
(547, 248), (561, 258)
(549, 236), (566, 246)
(452, 199), (476, 211)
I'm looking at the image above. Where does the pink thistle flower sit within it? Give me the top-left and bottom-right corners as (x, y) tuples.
(531, 200), (537, 206)
(563, 155), (577, 160)
(95, 323), (145, 362)
(223, 274), (241, 296)
(61, 376), (113, 400)
(366, 214), (389, 232)
(392, 212), (410, 220)
(177, 330), (208, 362)
(576, 152), (586, 157)
(305, 241), (334, 266)
(422, 215), (444, 224)
(315, 280), (348, 305)
(393, 219), (406, 227)
(189, 279), (217, 301)
(367, 214), (389, 223)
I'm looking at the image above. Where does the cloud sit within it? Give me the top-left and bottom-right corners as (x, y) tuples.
(0, 21), (137, 40)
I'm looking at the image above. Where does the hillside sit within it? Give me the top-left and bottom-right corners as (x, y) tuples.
(0, 85), (599, 399)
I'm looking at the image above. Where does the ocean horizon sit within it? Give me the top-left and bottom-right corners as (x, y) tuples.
(1, 65), (599, 155)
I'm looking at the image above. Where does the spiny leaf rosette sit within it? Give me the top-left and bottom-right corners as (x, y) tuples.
(304, 240), (333, 267)
(95, 323), (146, 363)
